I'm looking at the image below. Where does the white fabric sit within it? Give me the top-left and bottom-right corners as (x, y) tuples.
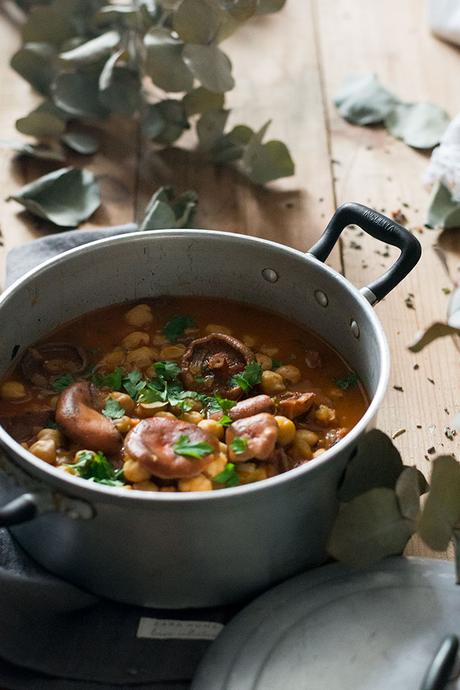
(428, 0), (460, 46)
(424, 113), (460, 201)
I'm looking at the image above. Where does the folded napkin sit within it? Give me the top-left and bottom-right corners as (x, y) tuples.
(0, 225), (240, 690)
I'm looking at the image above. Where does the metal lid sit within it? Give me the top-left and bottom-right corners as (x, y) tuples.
(192, 558), (460, 690)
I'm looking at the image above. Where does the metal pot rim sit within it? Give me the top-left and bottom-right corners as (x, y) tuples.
(0, 229), (390, 504)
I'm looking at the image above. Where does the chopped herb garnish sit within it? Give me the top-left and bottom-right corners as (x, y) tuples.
(207, 395), (235, 415)
(122, 370), (146, 399)
(335, 372), (358, 390)
(102, 398), (125, 419)
(69, 450), (124, 486)
(213, 463), (240, 487)
(154, 360), (181, 380)
(229, 437), (248, 454)
(194, 375), (206, 384)
(45, 420), (58, 429)
(163, 315), (195, 343)
(218, 414), (232, 427)
(271, 359), (282, 369)
(51, 373), (74, 391)
(92, 367), (123, 391)
(172, 434), (214, 459)
(230, 361), (262, 391)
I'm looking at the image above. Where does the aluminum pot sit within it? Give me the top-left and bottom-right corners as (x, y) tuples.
(0, 203), (420, 608)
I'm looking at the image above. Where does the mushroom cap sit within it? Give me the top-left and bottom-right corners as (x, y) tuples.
(181, 333), (254, 399)
(124, 417), (219, 479)
(21, 342), (87, 389)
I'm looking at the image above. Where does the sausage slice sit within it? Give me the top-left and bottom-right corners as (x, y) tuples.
(228, 394), (274, 421)
(124, 417), (220, 479)
(56, 381), (122, 455)
(226, 413), (278, 462)
(277, 392), (316, 419)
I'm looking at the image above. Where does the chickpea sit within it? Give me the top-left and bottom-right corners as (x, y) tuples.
(123, 458), (151, 483)
(275, 416), (296, 446)
(302, 430), (319, 447)
(159, 344), (186, 360)
(29, 438), (56, 464)
(260, 370), (285, 395)
(314, 448), (326, 458)
(203, 452), (227, 478)
(37, 427), (62, 446)
(114, 415), (132, 434)
(49, 395), (59, 410)
(242, 335), (257, 348)
(219, 441), (227, 454)
(178, 474), (213, 492)
(255, 353), (272, 371)
(121, 331), (150, 350)
(152, 333), (168, 346)
(198, 419), (224, 440)
(161, 486), (177, 492)
(126, 346), (157, 369)
(125, 303), (153, 327)
(293, 430), (313, 460)
(276, 364), (301, 385)
(136, 402), (169, 418)
(1, 381), (27, 401)
(181, 411), (204, 425)
(111, 391), (136, 413)
(154, 411), (177, 419)
(314, 405), (336, 425)
(204, 324), (232, 335)
(237, 463), (268, 484)
(132, 480), (159, 492)
(98, 348), (125, 370)
(260, 344), (279, 357)
(329, 387), (344, 399)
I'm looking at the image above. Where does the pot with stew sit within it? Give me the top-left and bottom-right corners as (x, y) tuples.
(0, 204), (420, 607)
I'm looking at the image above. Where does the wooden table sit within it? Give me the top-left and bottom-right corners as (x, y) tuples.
(0, 0), (459, 561)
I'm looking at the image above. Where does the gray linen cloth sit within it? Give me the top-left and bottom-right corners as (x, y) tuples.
(0, 226), (239, 689)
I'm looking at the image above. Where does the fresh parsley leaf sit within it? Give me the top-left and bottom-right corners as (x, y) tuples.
(137, 382), (165, 404)
(51, 373), (74, 391)
(102, 398), (125, 419)
(163, 315), (195, 343)
(194, 375), (206, 384)
(335, 371), (359, 390)
(207, 394), (235, 415)
(230, 361), (262, 391)
(229, 436), (248, 454)
(45, 420), (58, 429)
(70, 450), (123, 485)
(172, 434), (214, 459)
(271, 359), (282, 369)
(212, 463), (240, 487)
(154, 360), (181, 380)
(218, 414), (232, 427)
(92, 367), (123, 391)
(122, 370), (146, 398)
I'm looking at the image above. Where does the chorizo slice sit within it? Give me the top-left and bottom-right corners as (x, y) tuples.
(56, 381), (122, 455)
(181, 333), (254, 399)
(277, 392), (316, 419)
(226, 413), (278, 462)
(21, 342), (87, 388)
(124, 417), (219, 479)
(228, 394), (275, 421)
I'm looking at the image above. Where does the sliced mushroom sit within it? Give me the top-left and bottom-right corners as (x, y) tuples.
(124, 417), (219, 479)
(56, 381), (122, 455)
(181, 333), (254, 399)
(228, 394), (274, 421)
(21, 342), (87, 388)
(0, 407), (54, 443)
(226, 413), (278, 462)
(277, 392), (316, 419)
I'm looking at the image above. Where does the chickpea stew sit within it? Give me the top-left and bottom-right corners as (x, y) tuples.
(0, 297), (368, 492)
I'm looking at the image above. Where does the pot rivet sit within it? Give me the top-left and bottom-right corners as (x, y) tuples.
(314, 290), (328, 307)
(261, 268), (279, 283)
(350, 319), (360, 338)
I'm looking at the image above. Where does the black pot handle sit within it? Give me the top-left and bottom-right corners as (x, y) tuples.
(308, 202), (422, 305)
(0, 493), (38, 526)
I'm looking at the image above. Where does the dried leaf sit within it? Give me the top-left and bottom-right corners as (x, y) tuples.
(328, 488), (414, 568)
(418, 456), (460, 551)
(144, 28), (193, 93)
(338, 429), (404, 502)
(0, 139), (65, 162)
(334, 73), (398, 125)
(99, 52), (140, 116)
(197, 109), (229, 152)
(183, 44), (235, 94)
(427, 183), (460, 230)
(242, 120), (294, 183)
(61, 131), (99, 155)
(183, 87), (225, 117)
(53, 70), (109, 119)
(396, 467), (423, 521)
(8, 167), (101, 228)
(385, 102), (450, 149)
(10, 42), (56, 95)
(408, 323), (460, 352)
(16, 101), (67, 139)
(59, 31), (120, 65)
(256, 0), (286, 13)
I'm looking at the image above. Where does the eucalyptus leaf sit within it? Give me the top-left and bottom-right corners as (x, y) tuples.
(8, 167), (101, 227)
(143, 105), (166, 139)
(334, 73), (399, 125)
(172, 189), (198, 226)
(448, 286), (460, 329)
(338, 429), (403, 502)
(183, 87), (225, 117)
(10, 42), (56, 95)
(173, 0), (223, 44)
(141, 199), (177, 230)
(62, 131), (99, 154)
(242, 120), (294, 184)
(99, 52), (140, 115)
(418, 455), (460, 551)
(59, 30), (120, 65)
(22, 3), (76, 45)
(183, 44), (235, 93)
(145, 100), (189, 144)
(144, 28), (193, 93)
(328, 488), (414, 569)
(395, 467), (423, 521)
(256, 0), (286, 13)
(408, 323), (460, 352)
(219, 0), (257, 20)
(426, 183), (460, 230)
(16, 101), (67, 138)
(140, 186), (198, 230)
(210, 124), (253, 163)
(0, 139), (65, 162)
(53, 70), (109, 118)
(197, 109), (229, 151)
(385, 102), (450, 149)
